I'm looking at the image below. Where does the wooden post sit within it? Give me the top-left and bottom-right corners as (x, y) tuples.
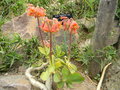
(89, 0), (118, 78)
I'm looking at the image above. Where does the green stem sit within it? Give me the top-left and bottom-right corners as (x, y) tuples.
(64, 31), (67, 52)
(68, 31), (72, 60)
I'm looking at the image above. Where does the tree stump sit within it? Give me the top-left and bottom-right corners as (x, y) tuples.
(89, 0), (118, 78)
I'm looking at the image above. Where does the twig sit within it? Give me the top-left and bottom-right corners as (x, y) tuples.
(25, 62), (50, 90)
(97, 62), (112, 90)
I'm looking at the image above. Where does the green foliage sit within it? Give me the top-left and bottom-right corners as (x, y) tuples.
(22, 37), (42, 65)
(71, 43), (81, 60)
(116, 0), (120, 18)
(77, 45), (118, 70)
(94, 74), (100, 81)
(38, 47), (50, 56)
(45, 0), (99, 19)
(0, 0), (52, 27)
(27, 0), (52, 7)
(0, 34), (22, 71)
(0, 34), (42, 71)
(0, 0), (26, 27)
(39, 45), (84, 88)
(54, 45), (65, 58)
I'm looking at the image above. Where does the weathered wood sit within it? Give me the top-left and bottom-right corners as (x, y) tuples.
(89, 0), (118, 78)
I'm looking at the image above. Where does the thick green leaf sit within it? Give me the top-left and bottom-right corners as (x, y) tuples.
(55, 61), (63, 68)
(38, 47), (46, 55)
(40, 71), (50, 81)
(56, 45), (61, 56)
(67, 63), (77, 73)
(67, 73), (84, 83)
(54, 73), (60, 82)
(57, 82), (64, 88)
(38, 47), (50, 56)
(62, 67), (70, 76)
(48, 65), (55, 73)
(45, 47), (50, 55)
(66, 82), (73, 88)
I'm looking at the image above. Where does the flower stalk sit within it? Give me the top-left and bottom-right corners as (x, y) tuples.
(68, 31), (72, 60)
(50, 32), (52, 64)
(37, 17), (44, 47)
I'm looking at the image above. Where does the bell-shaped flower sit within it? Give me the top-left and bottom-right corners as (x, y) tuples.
(27, 4), (46, 18)
(40, 18), (61, 33)
(69, 20), (79, 33)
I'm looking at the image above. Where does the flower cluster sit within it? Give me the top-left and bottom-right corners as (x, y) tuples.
(27, 4), (79, 34)
(27, 4), (46, 18)
(40, 18), (61, 33)
(62, 17), (79, 33)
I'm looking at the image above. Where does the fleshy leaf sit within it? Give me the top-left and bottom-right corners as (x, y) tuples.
(38, 47), (46, 55)
(38, 47), (50, 56)
(54, 73), (60, 82)
(67, 63), (77, 73)
(67, 73), (84, 83)
(62, 67), (70, 76)
(40, 71), (50, 81)
(48, 65), (55, 73)
(57, 82), (64, 88)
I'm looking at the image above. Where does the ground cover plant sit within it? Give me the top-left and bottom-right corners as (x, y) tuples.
(0, 33), (43, 72)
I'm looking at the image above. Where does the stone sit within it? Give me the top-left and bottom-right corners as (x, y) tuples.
(0, 75), (31, 90)
(102, 60), (120, 90)
(1, 13), (75, 43)
(18, 66), (27, 75)
(1, 13), (37, 39)
(106, 21), (120, 45)
(77, 18), (96, 29)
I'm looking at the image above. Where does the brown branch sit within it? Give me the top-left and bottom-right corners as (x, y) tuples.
(37, 17), (44, 47)
(50, 32), (52, 63)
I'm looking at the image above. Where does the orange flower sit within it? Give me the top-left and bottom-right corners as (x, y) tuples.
(69, 20), (79, 33)
(62, 19), (71, 31)
(62, 18), (79, 33)
(27, 4), (46, 18)
(60, 16), (68, 20)
(43, 40), (50, 48)
(40, 18), (61, 33)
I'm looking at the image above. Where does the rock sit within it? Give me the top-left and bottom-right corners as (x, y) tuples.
(0, 75), (31, 90)
(1, 13), (76, 44)
(106, 21), (120, 45)
(18, 66), (27, 75)
(1, 13), (37, 39)
(102, 60), (120, 90)
(77, 18), (96, 29)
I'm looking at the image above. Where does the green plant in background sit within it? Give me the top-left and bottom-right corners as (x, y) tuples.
(76, 45), (117, 70)
(22, 37), (43, 66)
(0, 0), (27, 27)
(46, 0), (100, 19)
(0, 0), (100, 27)
(77, 45), (94, 66)
(0, 33), (43, 71)
(0, 34), (23, 71)
(116, 0), (120, 19)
